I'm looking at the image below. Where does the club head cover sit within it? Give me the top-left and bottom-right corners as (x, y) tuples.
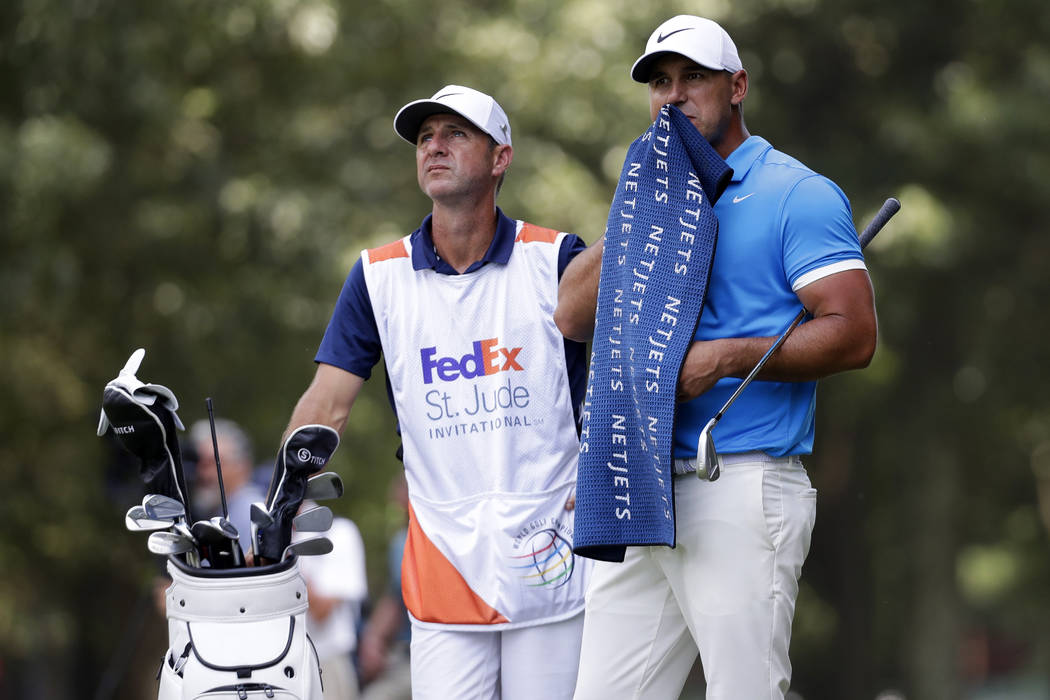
(256, 424), (340, 562)
(96, 348), (191, 510)
(97, 349), (185, 434)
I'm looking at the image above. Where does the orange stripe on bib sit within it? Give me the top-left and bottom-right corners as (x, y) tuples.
(515, 222), (559, 244)
(401, 503), (509, 625)
(367, 239), (409, 263)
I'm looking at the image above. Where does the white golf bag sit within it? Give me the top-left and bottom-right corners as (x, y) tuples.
(157, 555), (323, 700)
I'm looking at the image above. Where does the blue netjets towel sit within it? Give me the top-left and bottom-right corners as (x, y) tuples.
(574, 105), (732, 562)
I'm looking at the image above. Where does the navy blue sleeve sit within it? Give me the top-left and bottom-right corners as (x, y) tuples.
(557, 233), (589, 430)
(557, 234), (588, 279)
(315, 258), (383, 380)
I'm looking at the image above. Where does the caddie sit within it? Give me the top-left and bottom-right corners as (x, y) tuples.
(278, 85), (592, 699)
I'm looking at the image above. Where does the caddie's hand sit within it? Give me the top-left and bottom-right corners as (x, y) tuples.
(563, 488), (576, 511)
(676, 340), (724, 403)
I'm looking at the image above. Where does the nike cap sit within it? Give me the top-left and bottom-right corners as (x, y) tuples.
(631, 15), (743, 83)
(394, 85), (512, 147)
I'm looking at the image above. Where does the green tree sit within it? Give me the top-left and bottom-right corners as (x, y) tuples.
(2, 0), (1049, 697)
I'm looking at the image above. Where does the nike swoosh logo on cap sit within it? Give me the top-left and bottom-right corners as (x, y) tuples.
(657, 27), (693, 43)
(434, 92), (464, 100)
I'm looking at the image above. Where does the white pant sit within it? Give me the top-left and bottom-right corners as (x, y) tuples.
(410, 613), (585, 700)
(574, 454), (817, 700)
(319, 653), (359, 700)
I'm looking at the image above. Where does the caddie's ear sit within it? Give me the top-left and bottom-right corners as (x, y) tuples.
(730, 69), (749, 106)
(492, 143), (513, 177)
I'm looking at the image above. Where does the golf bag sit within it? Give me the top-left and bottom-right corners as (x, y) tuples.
(157, 555), (323, 700)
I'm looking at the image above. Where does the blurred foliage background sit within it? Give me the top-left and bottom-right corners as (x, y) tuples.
(3, 0), (1050, 698)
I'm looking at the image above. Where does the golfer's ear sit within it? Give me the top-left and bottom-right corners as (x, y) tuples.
(730, 69), (748, 106)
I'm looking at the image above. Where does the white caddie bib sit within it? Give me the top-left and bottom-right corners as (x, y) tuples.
(361, 221), (589, 630)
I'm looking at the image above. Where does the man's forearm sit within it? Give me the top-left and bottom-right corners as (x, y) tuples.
(554, 236), (604, 342)
(282, 363), (365, 441)
(677, 303), (877, 402)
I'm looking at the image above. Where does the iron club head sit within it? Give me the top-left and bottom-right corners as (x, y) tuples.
(191, 518), (243, 568)
(249, 501), (274, 561)
(293, 505), (333, 533)
(142, 494), (186, 522)
(281, 536), (333, 561)
(125, 505), (172, 532)
(695, 418), (720, 482)
(147, 530), (196, 557)
(250, 502), (274, 527)
(305, 472), (344, 501)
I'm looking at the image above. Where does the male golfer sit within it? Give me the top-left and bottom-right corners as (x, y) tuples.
(557, 16), (878, 699)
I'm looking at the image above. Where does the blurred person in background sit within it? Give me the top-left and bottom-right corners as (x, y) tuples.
(189, 417), (267, 553)
(294, 500), (369, 699)
(359, 472), (412, 700)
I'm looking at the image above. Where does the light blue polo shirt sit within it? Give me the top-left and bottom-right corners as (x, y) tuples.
(673, 136), (865, 458)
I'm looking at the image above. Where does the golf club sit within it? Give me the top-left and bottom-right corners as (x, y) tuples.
(191, 517), (243, 568)
(147, 530), (196, 557)
(282, 536), (333, 561)
(696, 197), (901, 481)
(142, 493), (186, 522)
(98, 348), (193, 514)
(293, 505), (333, 533)
(170, 521), (202, 568)
(257, 424), (339, 562)
(249, 501), (274, 561)
(125, 505), (172, 532)
(205, 398), (229, 520)
(305, 471), (344, 501)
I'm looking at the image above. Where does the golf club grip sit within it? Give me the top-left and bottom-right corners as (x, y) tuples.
(858, 197), (901, 250)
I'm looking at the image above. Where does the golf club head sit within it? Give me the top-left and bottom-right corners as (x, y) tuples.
(695, 418), (720, 482)
(171, 523), (202, 567)
(257, 425), (339, 562)
(148, 531), (195, 556)
(282, 536), (333, 561)
(125, 505), (172, 532)
(191, 518), (243, 569)
(190, 519), (220, 543)
(250, 501), (275, 527)
(305, 471), (344, 501)
(142, 493), (186, 522)
(210, 516), (239, 540)
(249, 501), (273, 561)
(293, 505), (333, 533)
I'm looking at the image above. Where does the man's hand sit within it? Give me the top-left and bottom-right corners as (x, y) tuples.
(675, 268), (878, 404)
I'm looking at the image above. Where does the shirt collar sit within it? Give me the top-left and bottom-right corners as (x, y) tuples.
(725, 135), (772, 183)
(410, 208), (516, 274)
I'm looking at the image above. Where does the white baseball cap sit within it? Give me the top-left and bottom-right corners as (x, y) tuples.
(393, 85), (512, 147)
(631, 15), (743, 83)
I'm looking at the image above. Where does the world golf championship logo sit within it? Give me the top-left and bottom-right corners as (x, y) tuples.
(510, 528), (574, 588)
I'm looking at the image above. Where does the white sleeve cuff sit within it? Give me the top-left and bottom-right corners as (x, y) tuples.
(791, 259), (867, 292)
